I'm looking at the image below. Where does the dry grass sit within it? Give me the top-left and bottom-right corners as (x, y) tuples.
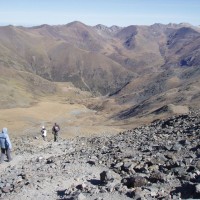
(0, 100), (123, 138)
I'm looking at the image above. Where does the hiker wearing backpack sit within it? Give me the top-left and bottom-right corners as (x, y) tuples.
(0, 128), (12, 163)
(41, 126), (47, 141)
(52, 123), (60, 142)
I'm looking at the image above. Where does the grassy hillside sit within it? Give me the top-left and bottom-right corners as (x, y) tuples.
(0, 66), (58, 108)
(0, 22), (200, 131)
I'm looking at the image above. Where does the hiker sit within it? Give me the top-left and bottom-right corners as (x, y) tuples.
(0, 128), (12, 163)
(52, 123), (60, 142)
(41, 126), (47, 141)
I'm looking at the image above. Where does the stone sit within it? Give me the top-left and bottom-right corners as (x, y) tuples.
(122, 176), (147, 188)
(100, 170), (114, 184)
(0, 183), (5, 189)
(171, 143), (182, 151)
(2, 186), (11, 193)
(196, 160), (200, 170)
(114, 162), (123, 168)
(77, 193), (86, 200)
(195, 184), (200, 194)
(149, 171), (165, 183)
(87, 160), (96, 165)
(36, 157), (44, 162)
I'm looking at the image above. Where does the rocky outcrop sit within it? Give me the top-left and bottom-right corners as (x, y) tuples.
(0, 109), (200, 199)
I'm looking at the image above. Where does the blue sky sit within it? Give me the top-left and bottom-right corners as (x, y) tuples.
(0, 0), (199, 27)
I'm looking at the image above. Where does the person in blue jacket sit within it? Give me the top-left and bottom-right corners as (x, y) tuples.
(0, 128), (12, 163)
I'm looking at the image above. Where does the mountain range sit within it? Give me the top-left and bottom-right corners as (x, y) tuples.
(0, 21), (200, 124)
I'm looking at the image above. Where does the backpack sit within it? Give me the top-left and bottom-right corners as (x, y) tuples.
(41, 129), (45, 135)
(54, 125), (60, 132)
(5, 139), (9, 148)
(0, 136), (9, 149)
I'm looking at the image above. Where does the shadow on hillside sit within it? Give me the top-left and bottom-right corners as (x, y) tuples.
(112, 100), (150, 120)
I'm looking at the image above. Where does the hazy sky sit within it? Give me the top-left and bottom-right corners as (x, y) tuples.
(0, 0), (199, 27)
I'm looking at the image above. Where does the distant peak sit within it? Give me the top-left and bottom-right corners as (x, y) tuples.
(179, 22), (192, 27)
(66, 21), (86, 27)
(94, 24), (122, 33)
(109, 25), (123, 31)
(167, 22), (193, 29)
(1, 24), (15, 29)
(95, 24), (108, 30)
(151, 23), (165, 27)
(31, 24), (51, 29)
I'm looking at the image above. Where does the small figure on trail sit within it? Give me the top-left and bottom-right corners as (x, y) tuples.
(52, 123), (60, 142)
(0, 128), (12, 163)
(41, 126), (47, 141)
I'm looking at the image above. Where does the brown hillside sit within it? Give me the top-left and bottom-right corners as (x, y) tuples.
(0, 22), (200, 134)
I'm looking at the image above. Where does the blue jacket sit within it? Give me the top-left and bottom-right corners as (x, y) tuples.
(0, 128), (12, 149)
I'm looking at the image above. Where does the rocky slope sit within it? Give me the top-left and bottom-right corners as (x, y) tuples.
(0, 109), (200, 199)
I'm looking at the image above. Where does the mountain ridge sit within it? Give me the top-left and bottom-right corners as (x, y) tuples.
(0, 21), (200, 123)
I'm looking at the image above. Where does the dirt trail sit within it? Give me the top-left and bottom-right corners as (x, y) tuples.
(0, 136), (132, 200)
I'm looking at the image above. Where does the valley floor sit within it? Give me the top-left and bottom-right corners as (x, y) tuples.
(0, 100), (122, 139)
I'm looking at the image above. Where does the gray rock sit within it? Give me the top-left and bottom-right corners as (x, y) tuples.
(0, 183), (5, 189)
(195, 184), (200, 194)
(149, 171), (165, 183)
(46, 156), (55, 164)
(77, 193), (86, 200)
(100, 170), (117, 184)
(171, 143), (182, 151)
(114, 162), (123, 168)
(2, 186), (11, 193)
(196, 160), (200, 170)
(122, 176), (147, 188)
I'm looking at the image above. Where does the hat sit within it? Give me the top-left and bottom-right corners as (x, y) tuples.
(2, 127), (8, 134)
